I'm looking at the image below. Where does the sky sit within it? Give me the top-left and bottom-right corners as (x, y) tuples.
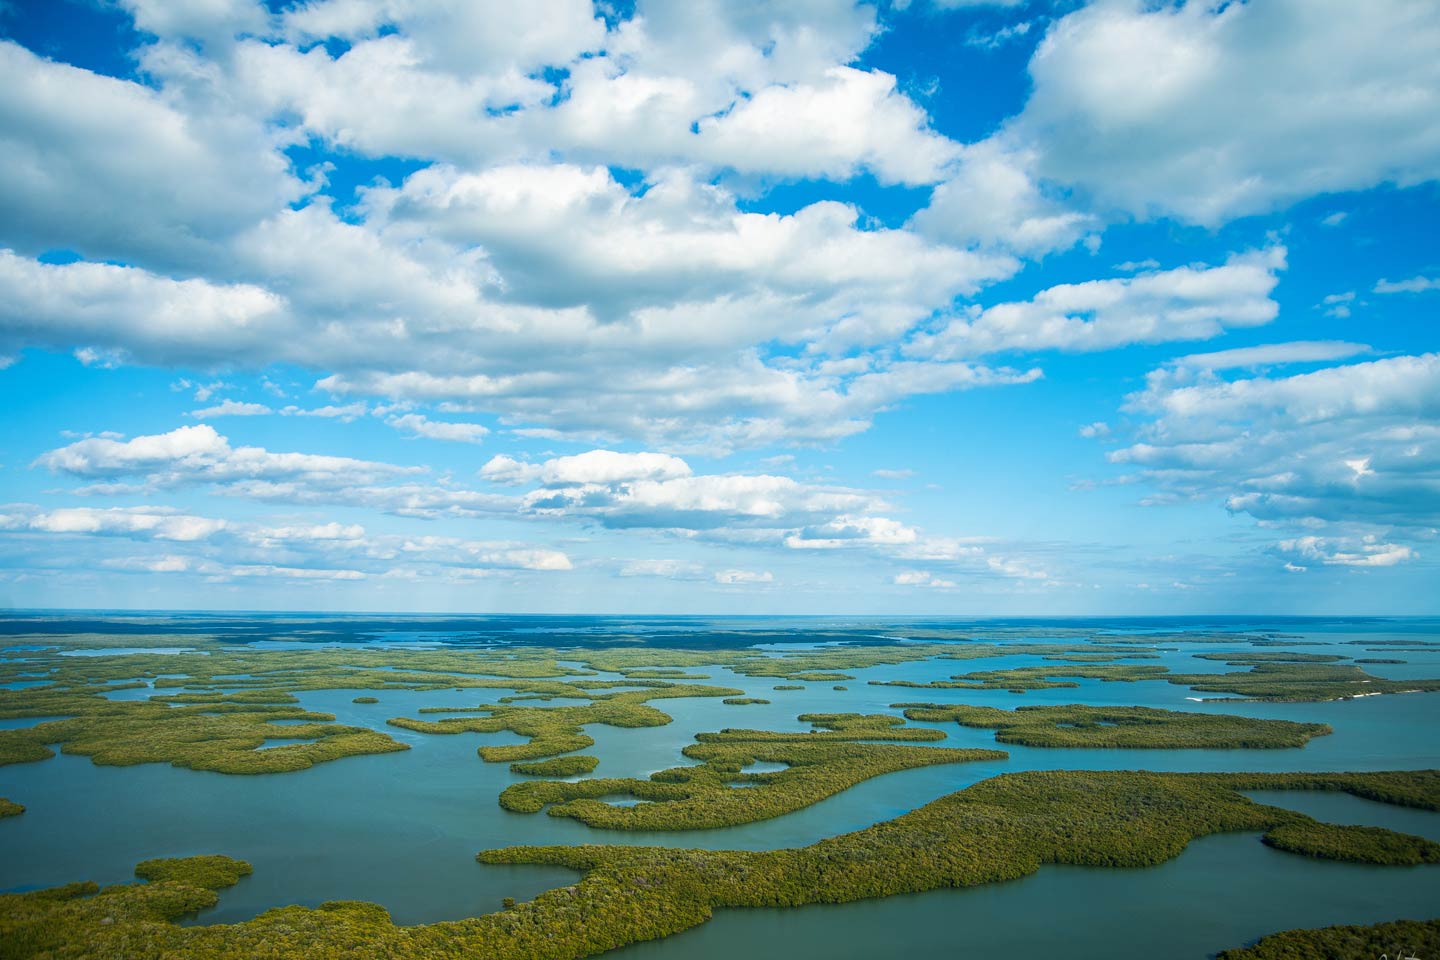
(0, 0), (1437, 615)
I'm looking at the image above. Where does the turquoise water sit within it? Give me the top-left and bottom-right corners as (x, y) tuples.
(1, 616), (1438, 957)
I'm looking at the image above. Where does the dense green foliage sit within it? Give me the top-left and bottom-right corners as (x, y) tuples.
(1191, 652), (1348, 664)
(722, 697), (770, 705)
(134, 856), (253, 889)
(497, 714), (1001, 829)
(0, 690), (407, 774)
(895, 703), (1332, 749)
(1166, 662), (1440, 701)
(1216, 917), (1440, 959)
(1260, 820), (1440, 864)
(2, 770), (1434, 960)
(873, 663), (1170, 692)
(389, 684), (741, 762)
(873, 659), (1440, 702)
(509, 755), (599, 776)
(772, 685), (804, 691)
(0, 797), (22, 817)
(351, 696), (379, 704)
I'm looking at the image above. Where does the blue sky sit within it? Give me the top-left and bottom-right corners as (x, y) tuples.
(0, 0), (1437, 614)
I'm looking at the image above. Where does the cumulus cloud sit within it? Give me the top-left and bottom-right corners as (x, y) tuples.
(893, 570), (957, 588)
(691, 66), (958, 185)
(0, 0), (1049, 452)
(0, 506), (227, 542)
(908, 248), (1285, 360)
(191, 400), (273, 418)
(997, 0), (1440, 224)
(910, 143), (1096, 256)
(786, 515), (919, 549)
(34, 424), (421, 489)
(385, 413), (489, 443)
(481, 450), (691, 487)
(235, 0), (947, 182)
(1275, 536), (1417, 569)
(0, 41), (302, 269)
(2, 503), (575, 582)
(1110, 353), (1440, 546)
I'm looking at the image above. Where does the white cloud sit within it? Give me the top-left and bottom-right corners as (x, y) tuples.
(386, 412), (489, 443)
(893, 570), (956, 588)
(35, 424), (421, 489)
(191, 400), (273, 418)
(691, 66), (958, 185)
(2, 505), (577, 581)
(246, 522), (366, 543)
(786, 515), (918, 549)
(481, 450), (691, 487)
(225, 564), (367, 580)
(3, 506), (227, 542)
(0, 41), (302, 268)
(397, 535), (573, 571)
(910, 143), (1096, 256)
(1171, 341), (1372, 371)
(0, 251), (291, 367)
(713, 568), (774, 585)
(1276, 536), (1417, 568)
(999, 0), (1440, 224)
(283, 0), (606, 77)
(119, 0), (270, 44)
(618, 558), (706, 580)
(1110, 353), (1440, 537)
(105, 554), (194, 573)
(908, 248), (1285, 360)
(1374, 275), (1440, 295)
(235, 0), (945, 184)
(282, 402), (369, 422)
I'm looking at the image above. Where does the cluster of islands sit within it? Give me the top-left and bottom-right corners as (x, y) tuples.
(1, 614), (1437, 958)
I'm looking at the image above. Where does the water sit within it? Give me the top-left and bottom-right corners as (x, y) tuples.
(611, 833), (1440, 960)
(1, 614), (1437, 955)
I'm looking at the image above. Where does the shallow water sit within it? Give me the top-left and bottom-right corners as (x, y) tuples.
(1, 615), (1437, 952)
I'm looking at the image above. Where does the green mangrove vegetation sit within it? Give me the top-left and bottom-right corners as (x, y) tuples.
(0, 798), (22, 817)
(497, 713), (1001, 830)
(873, 659), (1440, 701)
(1166, 661), (1440, 701)
(388, 683), (742, 762)
(722, 697), (770, 705)
(772, 685), (804, 691)
(872, 663), (1171, 693)
(1190, 652), (1349, 664)
(134, 855), (254, 889)
(1260, 820), (1440, 865)
(3, 770), (1436, 960)
(508, 755), (599, 777)
(894, 703), (1333, 749)
(1216, 917), (1440, 960)
(351, 696), (379, 704)
(0, 689), (408, 774)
